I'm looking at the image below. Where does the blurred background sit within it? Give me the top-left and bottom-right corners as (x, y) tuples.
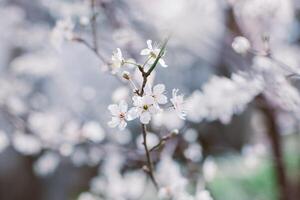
(0, 0), (299, 200)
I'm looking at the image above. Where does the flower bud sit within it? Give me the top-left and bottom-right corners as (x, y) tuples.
(122, 71), (131, 80)
(232, 36), (250, 55)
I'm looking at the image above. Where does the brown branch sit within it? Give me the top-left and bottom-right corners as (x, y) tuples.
(149, 130), (178, 152)
(257, 95), (290, 200)
(73, 37), (106, 63)
(90, 0), (98, 53)
(141, 124), (159, 189)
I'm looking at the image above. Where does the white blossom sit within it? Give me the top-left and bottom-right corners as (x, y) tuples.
(82, 121), (106, 143)
(130, 95), (160, 124)
(34, 152), (60, 176)
(170, 89), (186, 119)
(111, 48), (125, 74)
(12, 132), (42, 155)
(232, 36), (251, 55)
(51, 18), (75, 50)
(196, 190), (214, 200)
(140, 40), (168, 67)
(145, 83), (168, 105)
(108, 100), (132, 130)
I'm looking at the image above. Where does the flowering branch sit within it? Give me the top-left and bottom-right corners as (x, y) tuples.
(135, 41), (169, 189)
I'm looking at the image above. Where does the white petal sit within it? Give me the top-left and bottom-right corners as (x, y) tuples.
(127, 107), (139, 120)
(156, 95), (168, 104)
(118, 120), (127, 130)
(147, 40), (153, 50)
(132, 96), (142, 106)
(144, 83), (152, 95)
(116, 48), (122, 59)
(108, 104), (120, 116)
(159, 59), (168, 67)
(153, 84), (165, 95)
(119, 100), (128, 113)
(143, 95), (155, 105)
(148, 105), (159, 114)
(140, 112), (151, 124)
(140, 49), (151, 55)
(107, 117), (120, 128)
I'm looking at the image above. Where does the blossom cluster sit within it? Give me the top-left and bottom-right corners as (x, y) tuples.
(107, 40), (186, 130)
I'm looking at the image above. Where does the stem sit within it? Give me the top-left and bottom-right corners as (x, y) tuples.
(142, 124), (159, 189)
(74, 37), (106, 63)
(90, 0), (98, 53)
(258, 95), (289, 200)
(138, 63), (159, 189)
(149, 131), (178, 152)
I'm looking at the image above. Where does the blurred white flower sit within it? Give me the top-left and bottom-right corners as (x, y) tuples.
(184, 143), (202, 162)
(71, 147), (88, 167)
(170, 89), (186, 119)
(202, 157), (218, 182)
(108, 100), (132, 130)
(183, 128), (198, 143)
(112, 86), (130, 103)
(232, 36), (250, 55)
(34, 152), (60, 176)
(80, 16), (90, 26)
(140, 40), (167, 67)
(186, 74), (264, 124)
(12, 132), (41, 155)
(196, 190), (214, 200)
(130, 95), (160, 124)
(136, 132), (159, 150)
(152, 111), (185, 130)
(78, 192), (101, 200)
(0, 131), (9, 153)
(51, 18), (75, 50)
(156, 155), (188, 199)
(82, 121), (105, 143)
(111, 48), (125, 74)
(145, 83), (168, 105)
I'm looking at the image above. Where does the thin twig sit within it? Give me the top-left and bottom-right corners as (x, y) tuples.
(141, 124), (159, 189)
(149, 130), (178, 152)
(90, 0), (98, 53)
(73, 37), (107, 63)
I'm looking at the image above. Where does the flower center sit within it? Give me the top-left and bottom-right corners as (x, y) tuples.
(119, 112), (125, 119)
(150, 51), (157, 58)
(143, 105), (149, 110)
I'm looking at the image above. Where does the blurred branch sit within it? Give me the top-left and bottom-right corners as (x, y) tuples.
(257, 95), (290, 200)
(90, 0), (98, 53)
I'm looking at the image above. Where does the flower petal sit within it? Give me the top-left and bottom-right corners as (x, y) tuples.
(127, 107), (139, 120)
(140, 112), (151, 124)
(108, 104), (120, 116)
(140, 49), (151, 55)
(147, 40), (153, 50)
(107, 117), (120, 128)
(119, 100), (128, 113)
(153, 84), (165, 95)
(159, 59), (168, 67)
(118, 120), (127, 130)
(144, 83), (152, 95)
(143, 95), (155, 105)
(156, 95), (168, 104)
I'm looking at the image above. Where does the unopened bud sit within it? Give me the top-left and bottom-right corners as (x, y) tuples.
(142, 165), (150, 172)
(171, 129), (179, 135)
(232, 36), (250, 55)
(122, 71), (131, 80)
